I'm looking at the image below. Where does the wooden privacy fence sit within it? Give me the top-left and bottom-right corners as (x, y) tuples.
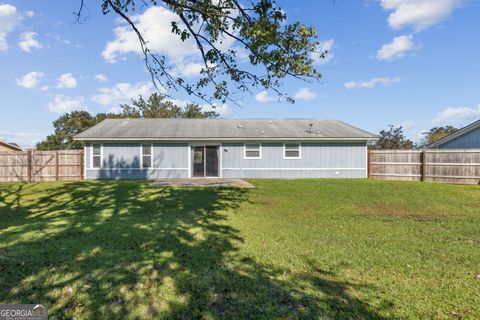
(0, 150), (84, 182)
(368, 149), (480, 185)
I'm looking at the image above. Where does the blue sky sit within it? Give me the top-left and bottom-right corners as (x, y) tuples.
(1, 0), (480, 147)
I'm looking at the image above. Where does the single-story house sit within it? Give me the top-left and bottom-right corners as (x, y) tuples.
(74, 118), (378, 180)
(428, 119), (480, 149)
(0, 140), (23, 152)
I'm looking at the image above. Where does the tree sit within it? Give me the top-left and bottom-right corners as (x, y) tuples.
(421, 126), (458, 145)
(182, 103), (219, 119)
(373, 125), (415, 150)
(36, 111), (100, 150)
(76, 0), (322, 105)
(36, 94), (219, 150)
(119, 93), (219, 118)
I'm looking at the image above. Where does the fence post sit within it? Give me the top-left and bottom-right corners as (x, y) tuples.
(367, 149), (372, 179)
(80, 150), (84, 180)
(420, 150), (426, 182)
(27, 150), (32, 182)
(55, 150), (59, 181)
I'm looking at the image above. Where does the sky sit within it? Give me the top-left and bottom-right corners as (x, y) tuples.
(1, 0), (480, 147)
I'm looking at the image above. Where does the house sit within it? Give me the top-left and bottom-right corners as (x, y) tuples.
(74, 118), (378, 180)
(428, 119), (480, 149)
(0, 140), (23, 152)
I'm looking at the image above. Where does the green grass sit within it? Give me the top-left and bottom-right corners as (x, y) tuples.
(0, 179), (479, 319)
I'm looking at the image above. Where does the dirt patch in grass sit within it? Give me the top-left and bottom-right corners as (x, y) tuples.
(255, 198), (277, 207)
(359, 202), (446, 221)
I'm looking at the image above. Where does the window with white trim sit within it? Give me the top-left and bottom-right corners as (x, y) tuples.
(142, 144), (152, 168)
(244, 143), (261, 159)
(92, 144), (101, 168)
(284, 143), (301, 159)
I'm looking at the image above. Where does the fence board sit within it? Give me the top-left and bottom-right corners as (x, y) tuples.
(0, 150), (83, 182)
(369, 149), (480, 185)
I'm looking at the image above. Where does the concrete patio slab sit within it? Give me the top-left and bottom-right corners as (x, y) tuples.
(149, 178), (254, 188)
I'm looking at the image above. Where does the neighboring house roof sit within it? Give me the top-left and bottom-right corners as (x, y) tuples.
(0, 140), (23, 151)
(428, 119), (480, 148)
(74, 118), (378, 141)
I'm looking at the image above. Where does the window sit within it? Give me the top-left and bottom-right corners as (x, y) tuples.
(244, 143), (261, 159)
(92, 144), (101, 168)
(284, 143), (301, 159)
(141, 144), (152, 168)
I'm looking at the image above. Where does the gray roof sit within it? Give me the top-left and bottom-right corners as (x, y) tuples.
(75, 118), (377, 141)
(428, 118), (480, 148)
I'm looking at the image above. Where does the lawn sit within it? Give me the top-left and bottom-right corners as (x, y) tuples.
(0, 179), (479, 319)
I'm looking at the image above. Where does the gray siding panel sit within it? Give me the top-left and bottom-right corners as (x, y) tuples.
(85, 142), (188, 180)
(221, 169), (365, 179)
(221, 142), (366, 178)
(84, 141), (367, 180)
(438, 127), (480, 149)
(103, 143), (140, 168)
(85, 169), (187, 180)
(153, 143), (188, 168)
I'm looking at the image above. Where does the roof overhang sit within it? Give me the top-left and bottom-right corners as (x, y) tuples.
(0, 141), (23, 151)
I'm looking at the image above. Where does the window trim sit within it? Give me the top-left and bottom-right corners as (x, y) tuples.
(244, 143), (262, 159)
(140, 143), (154, 169)
(283, 143), (301, 159)
(91, 143), (103, 169)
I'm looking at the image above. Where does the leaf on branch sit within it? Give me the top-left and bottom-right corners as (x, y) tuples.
(99, 0), (322, 106)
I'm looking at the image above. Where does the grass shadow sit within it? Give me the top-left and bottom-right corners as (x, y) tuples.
(0, 180), (394, 319)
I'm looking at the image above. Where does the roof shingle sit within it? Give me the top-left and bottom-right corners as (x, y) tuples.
(75, 118), (377, 140)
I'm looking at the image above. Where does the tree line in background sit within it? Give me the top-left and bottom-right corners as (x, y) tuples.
(372, 125), (458, 150)
(36, 94), (219, 150)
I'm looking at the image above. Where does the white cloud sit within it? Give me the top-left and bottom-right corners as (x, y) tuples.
(344, 77), (401, 89)
(0, 130), (45, 148)
(232, 46), (250, 62)
(200, 103), (229, 116)
(255, 91), (274, 103)
(398, 120), (415, 130)
(172, 63), (204, 77)
(18, 32), (42, 52)
(50, 34), (81, 48)
(294, 88), (318, 101)
(311, 39), (334, 66)
(0, 4), (35, 51)
(56, 73), (78, 89)
(91, 82), (155, 112)
(102, 6), (238, 76)
(46, 95), (86, 114)
(94, 74), (108, 83)
(377, 35), (417, 61)
(380, 0), (463, 31)
(432, 104), (480, 125)
(16, 71), (44, 89)
(0, 4), (21, 50)
(102, 6), (197, 64)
